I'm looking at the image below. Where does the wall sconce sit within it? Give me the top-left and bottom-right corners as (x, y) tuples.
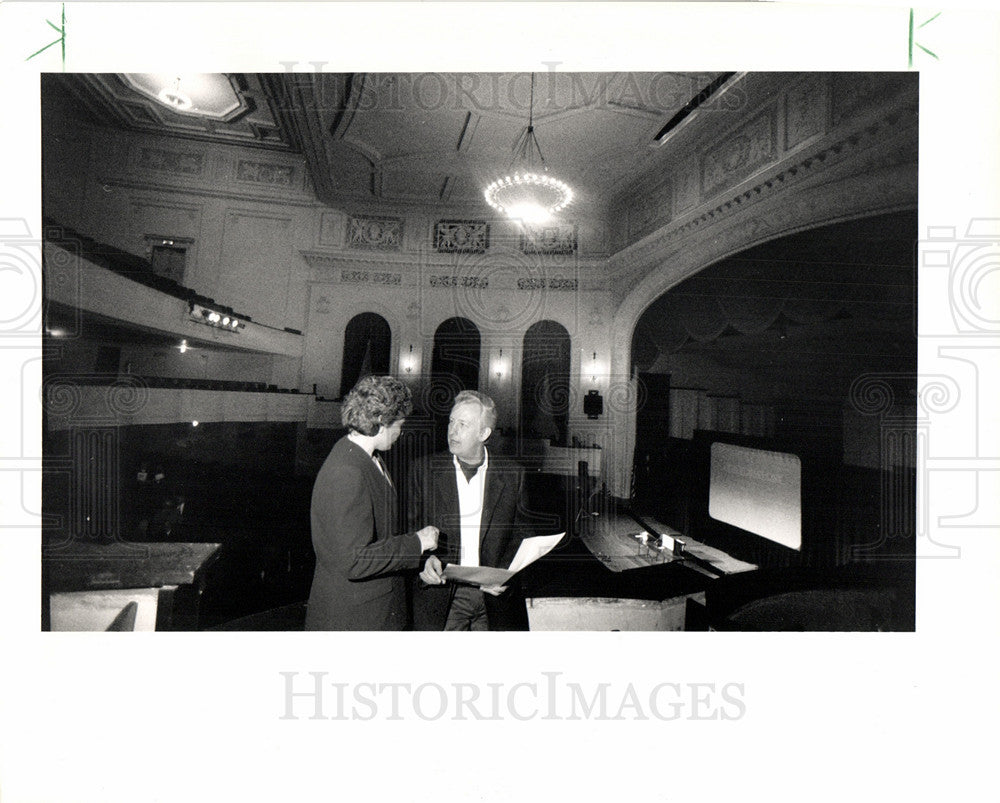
(589, 351), (600, 384)
(494, 348), (506, 380)
(401, 344), (418, 376)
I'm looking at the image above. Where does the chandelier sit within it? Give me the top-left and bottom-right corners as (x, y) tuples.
(484, 74), (573, 225)
(157, 76), (193, 111)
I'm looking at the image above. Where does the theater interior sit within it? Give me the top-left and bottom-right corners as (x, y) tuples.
(40, 71), (918, 631)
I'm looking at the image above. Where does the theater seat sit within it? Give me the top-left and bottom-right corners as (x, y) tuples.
(717, 586), (913, 631)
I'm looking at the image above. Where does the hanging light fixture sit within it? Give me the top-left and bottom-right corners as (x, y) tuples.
(484, 73), (573, 225)
(156, 76), (193, 111)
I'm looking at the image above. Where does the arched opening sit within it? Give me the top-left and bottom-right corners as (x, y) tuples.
(520, 320), (571, 446)
(629, 210), (917, 565)
(429, 317), (481, 449)
(339, 312), (392, 398)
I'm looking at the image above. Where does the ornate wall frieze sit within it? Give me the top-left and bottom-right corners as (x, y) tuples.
(609, 100), (918, 298)
(429, 275), (489, 289)
(347, 216), (403, 250)
(136, 147), (205, 176)
(520, 223), (577, 255)
(702, 109), (777, 197)
(338, 269), (402, 285)
(236, 159), (296, 187)
(515, 277), (579, 291)
(434, 220), (489, 253)
(785, 76), (827, 149)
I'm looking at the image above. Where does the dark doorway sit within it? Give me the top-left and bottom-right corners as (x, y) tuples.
(340, 312), (391, 398)
(520, 320), (571, 446)
(429, 317), (481, 449)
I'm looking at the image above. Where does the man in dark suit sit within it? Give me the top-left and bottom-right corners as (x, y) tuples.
(306, 376), (438, 631)
(409, 390), (531, 631)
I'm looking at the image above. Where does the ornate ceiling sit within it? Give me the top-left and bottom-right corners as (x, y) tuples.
(57, 71), (733, 215)
(58, 73), (295, 151)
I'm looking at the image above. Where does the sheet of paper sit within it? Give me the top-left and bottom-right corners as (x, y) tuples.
(441, 532), (565, 586)
(442, 564), (513, 587)
(506, 532), (566, 574)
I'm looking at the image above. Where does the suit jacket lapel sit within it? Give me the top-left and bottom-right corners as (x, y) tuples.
(436, 456), (461, 563)
(480, 462), (506, 541)
(438, 455), (459, 515)
(346, 438), (391, 538)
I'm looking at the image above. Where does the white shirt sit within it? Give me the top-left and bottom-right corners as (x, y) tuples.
(454, 447), (489, 567)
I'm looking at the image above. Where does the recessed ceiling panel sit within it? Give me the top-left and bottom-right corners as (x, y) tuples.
(123, 73), (246, 120)
(380, 169), (446, 202)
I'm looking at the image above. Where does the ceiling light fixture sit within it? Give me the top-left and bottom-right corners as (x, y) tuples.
(156, 76), (193, 112)
(484, 73), (573, 225)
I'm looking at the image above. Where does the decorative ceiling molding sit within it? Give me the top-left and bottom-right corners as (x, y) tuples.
(60, 74), (298, 152)
(98, 175), (317, 209)
(258, 72), (354, 203)
(608, 97), (918, 298)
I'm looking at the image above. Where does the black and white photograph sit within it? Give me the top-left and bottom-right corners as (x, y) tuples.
(1, 2), (998, 802)
(38, 69), (919, 633)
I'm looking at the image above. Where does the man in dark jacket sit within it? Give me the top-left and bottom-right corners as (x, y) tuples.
(305, 376), (438, 630)
(409, 390), (531, 631)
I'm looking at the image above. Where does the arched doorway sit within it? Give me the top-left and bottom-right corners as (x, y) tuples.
(520, 320), (571, 446)
(429, 317), (481, 449)
(339, 312), (391, 398)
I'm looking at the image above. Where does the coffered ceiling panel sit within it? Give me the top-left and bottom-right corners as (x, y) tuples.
(380, 168), (448, 203)
(47, 71), (770, 215)
(56, 73), (297, 152)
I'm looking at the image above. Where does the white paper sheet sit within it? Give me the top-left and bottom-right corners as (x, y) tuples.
(441, 532), (566, 587)
(441, 564), (513, 587)
(506, 531), (566, 574)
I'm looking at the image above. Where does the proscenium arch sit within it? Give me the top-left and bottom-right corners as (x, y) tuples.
(608, 198), (919, 496)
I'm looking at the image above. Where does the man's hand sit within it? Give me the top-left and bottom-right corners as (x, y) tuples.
(480, 585), (508, 597)
(416, 525), (439, 553)
(420, 554), (446, 585)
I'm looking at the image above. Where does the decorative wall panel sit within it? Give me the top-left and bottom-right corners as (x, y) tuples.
(340, 269), (402, 285)
(520, 223), (577, 255)
(135, 147), (205, 176)
(429, 275), (489, 288)
(674, 165), (700, 214)
(515, 277), (579, 291)
(236, 159), (296, 188)
(785, 77), (827, 149)
(701, 110), (776, 197)
(347, 216), (403, 251)
(434, 220), (489, 253)
(318, 212), (341, 246)
(831, 73), (880, 125)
